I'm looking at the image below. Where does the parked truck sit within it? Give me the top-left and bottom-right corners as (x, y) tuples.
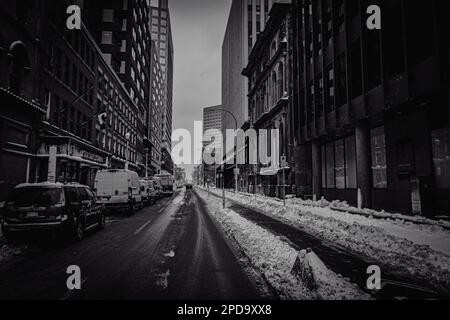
(154, 171), (175, 196)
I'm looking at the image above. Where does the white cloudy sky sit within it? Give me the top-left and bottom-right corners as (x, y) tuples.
(170, 0), (232, 179)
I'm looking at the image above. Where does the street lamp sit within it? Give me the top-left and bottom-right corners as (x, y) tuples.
(211, 108), (239, 208)
(144, 147), (150, 178)
(125, 132), (131, 170)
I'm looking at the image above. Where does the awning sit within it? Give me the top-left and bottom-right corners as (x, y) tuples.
(37, 154), (108, 168)
(259, 165), (291, 176)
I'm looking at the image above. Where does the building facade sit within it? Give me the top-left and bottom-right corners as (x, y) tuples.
(37, 0), (141, 187)
(150, 0), (174, 174)
(222, 0), (283, 135)
(202, 105), (223, 186)
(243, 0), (293, 198)
(0, 0), (47, 201)
(292, 0), (450, 216)
(83, 0), (155, 177)
(0, 0), (151, 198)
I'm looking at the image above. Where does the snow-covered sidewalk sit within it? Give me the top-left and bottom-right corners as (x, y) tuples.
(204, 188), (450, 294)
(196, 189), (371, 300)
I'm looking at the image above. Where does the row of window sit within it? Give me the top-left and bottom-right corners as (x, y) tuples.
(320, 127), (387, 190)
(49, 93), (93, 142)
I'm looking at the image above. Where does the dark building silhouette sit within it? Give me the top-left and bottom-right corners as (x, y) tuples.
(291, 0), (450, 216)
(0, 0), (46, 200)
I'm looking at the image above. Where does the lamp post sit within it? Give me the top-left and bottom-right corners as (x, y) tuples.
(125, 132), (131, 170)
(211, 108), (239, 208)
(144, 147), (149, 178)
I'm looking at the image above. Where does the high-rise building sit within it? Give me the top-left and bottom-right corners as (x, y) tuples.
(222, 0), (280, 135)
(83, 0), (154, 176)
(202, 105), (223, 186)
(291, 0), (450, 217)
(203, 105), (223, 151)
(149, 0), (174, 174)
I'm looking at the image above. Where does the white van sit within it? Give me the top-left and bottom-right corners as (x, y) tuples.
(94, 169), (143, 214)
(139, 179), (157, 206)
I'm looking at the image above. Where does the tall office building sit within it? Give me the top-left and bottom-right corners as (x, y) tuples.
(203, 105), (223, 153)
(150, 0), (174, 174)
(203, 105), (223, 185)
(291, 0), (450, 217)
(222, 0), (279, 135)
(83, 0), (155, 176)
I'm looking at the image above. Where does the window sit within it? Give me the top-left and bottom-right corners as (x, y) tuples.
(345, 136), (357, 188)
(122, 19), (127, 31)
(102, 9), (114, 22)
(103, 53), (111, 65)
(321, 136), (357, 189)
(432, 127), (450, 189)
(337, 54), (347, 106)
(335, 139), (345, 189)
(326, 143), (335, 188)
(326, 64), (335, 111)
(66, 187), (79, 203)
(371, 127), (387, 189)
(101, 31), (113, 44)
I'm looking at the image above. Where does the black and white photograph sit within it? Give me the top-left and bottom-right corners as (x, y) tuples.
(0, 0), (449, 311)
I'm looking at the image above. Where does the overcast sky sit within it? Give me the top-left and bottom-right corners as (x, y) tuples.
(170, 0), (232, 179)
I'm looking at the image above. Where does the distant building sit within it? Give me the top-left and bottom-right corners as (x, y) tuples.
(203, 106), (223, 186)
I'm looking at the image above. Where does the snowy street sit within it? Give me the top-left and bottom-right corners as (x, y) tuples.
(196, 187), (450, 299)
(0, 189), (260, 300)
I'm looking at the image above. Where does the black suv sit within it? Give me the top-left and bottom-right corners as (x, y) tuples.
(1, 182), (105, 242)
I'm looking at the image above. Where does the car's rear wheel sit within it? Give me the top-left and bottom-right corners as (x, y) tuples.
(73, 218), (85, 241)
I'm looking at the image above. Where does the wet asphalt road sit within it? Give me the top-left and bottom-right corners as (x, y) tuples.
(0, 189), (260, 300)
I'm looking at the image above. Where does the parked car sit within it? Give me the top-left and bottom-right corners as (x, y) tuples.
(139, 179), (157, 206)
(1, 182), (105, 242)
(186, 183), (193, 190)
(94, 169), (143, 215)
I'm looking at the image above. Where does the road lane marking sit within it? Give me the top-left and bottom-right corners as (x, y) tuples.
(134, 219), (153, 235)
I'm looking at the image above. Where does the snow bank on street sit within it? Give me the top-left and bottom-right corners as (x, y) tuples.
(196, 189), (371, 300)
(205, 188), (450, 293)
(291, 249), (371, 300)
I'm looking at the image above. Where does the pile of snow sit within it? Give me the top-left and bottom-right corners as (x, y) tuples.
(204, 188), (450, 294)
(292, 249), (371, 300)
(196, 189), (370, 300)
